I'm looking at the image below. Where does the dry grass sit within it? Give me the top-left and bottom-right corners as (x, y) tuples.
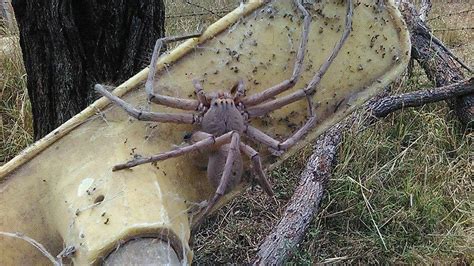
(0, 23), (31, 165)
(0, 0), (472, 264)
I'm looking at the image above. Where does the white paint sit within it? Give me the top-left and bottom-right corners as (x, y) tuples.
(77, 177), (94, 197)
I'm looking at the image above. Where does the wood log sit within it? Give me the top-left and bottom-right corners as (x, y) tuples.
(253, 126), (342, 265)
(400, 2), (473, 127)
(253, 79), (473, 264)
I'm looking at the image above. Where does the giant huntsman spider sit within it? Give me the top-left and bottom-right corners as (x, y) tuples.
(95, 0), (353, 225)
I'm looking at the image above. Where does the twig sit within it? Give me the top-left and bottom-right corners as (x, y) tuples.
(428, 31), (473, 73)
(427, 9), (473, 22)
(184, 0), (216, 15)
(401, 1), (473, 125)
(433, 27), (474, 32)
(0, 231), (61, 266)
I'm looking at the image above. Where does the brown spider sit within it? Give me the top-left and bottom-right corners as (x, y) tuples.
(95, 0), (353, 224)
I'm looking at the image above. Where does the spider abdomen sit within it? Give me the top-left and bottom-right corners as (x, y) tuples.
(201, 98), (244, 136)
(207, 144), (243, 193)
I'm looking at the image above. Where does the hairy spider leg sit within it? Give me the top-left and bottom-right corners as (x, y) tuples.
(146, 34), (202, 111)
(240, 0), (311, 107)
(95, 84), (197, 125)
(112, 131), (236, 171)
(242, 0), (353, 154)
(239, 142), (274, 198)
(204, 133), (240, 212)
(192, 132), (241, 229)
(245, 0), (354, 118)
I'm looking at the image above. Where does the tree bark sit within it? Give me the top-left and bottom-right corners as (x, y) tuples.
(253, 125), (343, 266)
(401, 2), (473, 127)
(12, 0), (165, 139)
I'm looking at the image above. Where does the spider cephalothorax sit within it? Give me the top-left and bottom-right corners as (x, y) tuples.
(200, 90), (245, 136)
(95, 0), (353, 226)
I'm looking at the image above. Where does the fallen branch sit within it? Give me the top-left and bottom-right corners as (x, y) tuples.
(252, 78), (473, 265)
(401, 1), (473, 126)
(371, 78), (474, 118)
(253, 125), (342, 265)
(428, 31), (472, 73)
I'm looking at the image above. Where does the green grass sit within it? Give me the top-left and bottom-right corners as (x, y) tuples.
(1, 1), (472, 264)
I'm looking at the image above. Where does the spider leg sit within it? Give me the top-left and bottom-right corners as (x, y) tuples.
(146, 34), (202, 111)
(112, 131), (236, 171)
(245, 115), (317, 155)
(192, 79), (210, 107)
(193, 132), (241, 228)
(245, 0), (354, 118)
(239, 142), (274, 198)
(233, 79), (246, 102)
(240, 0), (311, 107)
(95, 84), (197, 124)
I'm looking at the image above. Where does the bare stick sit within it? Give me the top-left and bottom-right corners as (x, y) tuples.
(113, 131), (235, 171)
(146, 34), (202, 110)
(246, 0), (354, 117)
(0, 231), (61, 266)
(371, 78), (473, 118)
(428, 32), (472, 73)
(95, 84), (196, 124)
(401, 1), (473, 125)
(241, 0), (311, 106)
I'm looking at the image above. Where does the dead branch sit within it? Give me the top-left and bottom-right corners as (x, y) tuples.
(371, 78), (474, 118)
(428, 31), (473, 73)
(252, 78), (473, 265)
(401, 2), (473, 125)
(253, 125), (342, 265)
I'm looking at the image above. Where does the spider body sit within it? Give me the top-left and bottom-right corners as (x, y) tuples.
(195, 92), (245, 193)
(201, 95), (244, 136)
(207, 143), (243, 193)
(95, 0), (353, 227)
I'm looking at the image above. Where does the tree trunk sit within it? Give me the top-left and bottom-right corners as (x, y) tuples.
(12, 0), (165, 139)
